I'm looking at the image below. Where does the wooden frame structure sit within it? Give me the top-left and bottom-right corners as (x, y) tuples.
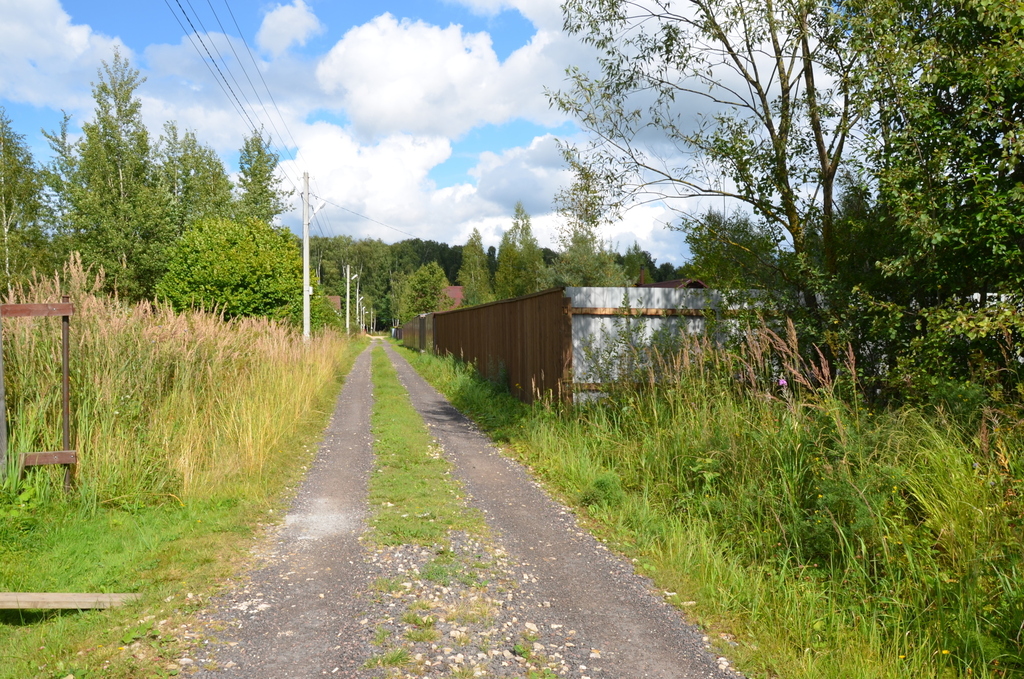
(0, 296), (76, 490)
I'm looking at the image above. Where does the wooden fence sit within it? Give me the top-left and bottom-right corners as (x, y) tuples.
(403, 289), (571, 403)
(401, 286), (722, 404)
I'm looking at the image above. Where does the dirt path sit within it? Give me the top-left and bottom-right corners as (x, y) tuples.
(191, 344), (378, 678)
(381, 344), (735, 679)
(189, 341), (739, 678)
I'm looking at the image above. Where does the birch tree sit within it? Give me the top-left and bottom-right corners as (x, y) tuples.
(553, 0), (867, 301)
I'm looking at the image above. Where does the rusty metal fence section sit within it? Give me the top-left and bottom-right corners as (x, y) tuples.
(431, 288), (571, 404)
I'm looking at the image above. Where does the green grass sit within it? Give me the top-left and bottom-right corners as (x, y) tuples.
(366, 346), (482, 545)
(403, 343), (1024, 679)
(0, 261), (367, 678)
(363, 647), (411, 668)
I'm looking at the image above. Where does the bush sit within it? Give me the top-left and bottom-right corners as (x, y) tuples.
(156, 216), (302, 319)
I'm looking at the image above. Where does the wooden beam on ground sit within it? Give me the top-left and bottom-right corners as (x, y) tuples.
(0, 593), (140, 609)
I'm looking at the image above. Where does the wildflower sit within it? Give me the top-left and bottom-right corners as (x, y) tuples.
(778, 378), (788, 387)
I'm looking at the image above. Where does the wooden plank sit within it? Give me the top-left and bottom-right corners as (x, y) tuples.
(1, 303), (75, 318)
(572, 307), (706, 317)
(21, 451), (78, 466)
(0, 593), (140, 609)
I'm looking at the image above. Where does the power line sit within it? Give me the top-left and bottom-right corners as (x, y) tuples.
(164, 0), (303, 197)
(317, 197), (420, 240)
(168, 0), (259, 133)
(162, 0), (251, 128)
(181, 0), (262, 133)
(204, 0), (293, 169)
(221, 0), (304, 162)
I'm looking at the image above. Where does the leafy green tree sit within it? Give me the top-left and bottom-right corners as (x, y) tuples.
(66, 50), (172, 299)
(156, 216), (301, 319)
(399, 261), (452, 323)
(0, 108), (46, 291)
(548, 165), (626, 287)
(842, 0), (1024, 394)
(235, 130), (293, 225)
(621, 243), (656, 284)
(853, 0), (1024, 301)
(554, 0), (866, 306)
(457, 228), (494, 306)
(156, 122), (233, 234)
(678, 210), (786, 291)
(494, 202), (546, 299)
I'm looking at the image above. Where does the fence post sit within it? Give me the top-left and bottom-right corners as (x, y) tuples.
(61, 295), (72, 491)
(0, 320), (6, 481)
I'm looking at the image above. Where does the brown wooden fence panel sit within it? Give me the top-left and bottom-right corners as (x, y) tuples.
(432, 288), (571, 404)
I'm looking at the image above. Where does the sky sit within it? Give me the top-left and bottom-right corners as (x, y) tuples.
(0, 0), (691, 267)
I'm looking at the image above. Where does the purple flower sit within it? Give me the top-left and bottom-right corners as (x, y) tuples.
(778, 378), (788, 387)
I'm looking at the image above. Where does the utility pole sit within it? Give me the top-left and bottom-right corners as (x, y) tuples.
(345, 264), (350, 334)
(302, 171), (310, 340)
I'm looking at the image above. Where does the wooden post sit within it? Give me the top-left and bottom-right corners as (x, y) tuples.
(0, 320), (6, 481)
(61, 295), (72, 491)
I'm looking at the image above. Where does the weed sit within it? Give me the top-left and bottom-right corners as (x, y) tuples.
(513, 643), (532, 659)
(401, 611), (436, 628)
(578, 471), (625, 507)
(371, 625), (391, 646)
(404, 627), (440, 643)
(371, 576), (404, 593)
(363, 647), (410, 668)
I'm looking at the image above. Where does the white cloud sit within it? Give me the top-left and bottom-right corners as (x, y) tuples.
(472, 134), (568, 216)
(315, 13), (569, 138)
(256, 0), (324, 58)
(0, 0), (122, 110)
(447, 0), (564, 31)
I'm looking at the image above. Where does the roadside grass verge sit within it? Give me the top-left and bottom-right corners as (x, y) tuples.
(401, 343), (1024, 679)
(0, 260), (366, 678)
(367, 345), (482, 545)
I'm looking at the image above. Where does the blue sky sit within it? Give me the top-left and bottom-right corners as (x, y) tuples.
(0, 0), (690, 266)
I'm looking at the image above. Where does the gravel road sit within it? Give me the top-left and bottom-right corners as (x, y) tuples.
(187, 340), (742, 678)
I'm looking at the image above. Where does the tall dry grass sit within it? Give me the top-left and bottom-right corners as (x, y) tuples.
(2, 256), (352, 506)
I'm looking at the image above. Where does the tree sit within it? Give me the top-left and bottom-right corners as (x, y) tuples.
(548, 164), (626, 287)
(156, 216), (301, 319)
(457, 228), (494, 306)
(0, 108), (45, 292)
(494, 202), (546, 299)
(156, 122), (233, 235)
(678, 210), (785, 291)
(842, 0), (1024, 394)
(235, 130), (293, 225)
(622, 243), (656, 284)
(554, 0), (866, 305)
(399, 262), (452, 323)
(66, 50), (172, 299)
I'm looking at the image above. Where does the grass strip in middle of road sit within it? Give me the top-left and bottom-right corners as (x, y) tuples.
(368, 346), (482, 545)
